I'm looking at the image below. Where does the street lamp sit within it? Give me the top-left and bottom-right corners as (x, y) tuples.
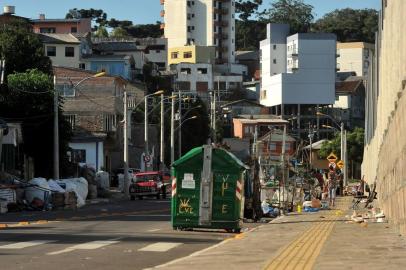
(177, 105), (202, 157)
(53, 71), (105, 180)
(318, 112), (347, 187)
(144, 90), (164, 172)
(174, 116), (198, 132)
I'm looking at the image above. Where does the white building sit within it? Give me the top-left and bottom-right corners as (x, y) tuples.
(162, 0), (235, 63)
(337, 42), (374, 77)
(172, 62), (244, 97)
(260, 24), (337, 109)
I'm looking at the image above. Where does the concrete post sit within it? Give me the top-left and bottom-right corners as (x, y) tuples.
(53, 76), (59, 180)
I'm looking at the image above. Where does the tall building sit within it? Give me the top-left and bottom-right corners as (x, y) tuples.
(161, 0), (235, 64)
(337, 42), (374, 77)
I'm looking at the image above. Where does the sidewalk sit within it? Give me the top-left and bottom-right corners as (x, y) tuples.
(151, 197), (406, 270)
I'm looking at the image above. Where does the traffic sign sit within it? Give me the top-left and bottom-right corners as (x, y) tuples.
(329, 162), (337, 170)
(337, 160), (344, 169)
(327, 153), (338, 163)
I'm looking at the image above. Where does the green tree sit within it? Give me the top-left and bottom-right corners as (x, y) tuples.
(235, 0), (263, 21)
(313, 8), (378, 43)
(319, 128), (365, 164)
(111, 27), (128, 38)
(259, 0), (314, 34)
(0, 21), (71, 178)
(126, 22), (163, 38)
(94, 26), (109, 38)
(235, 19), (267, 50)
(65, 8), (108, 28)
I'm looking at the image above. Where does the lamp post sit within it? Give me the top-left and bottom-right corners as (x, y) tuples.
(144, 90), (164, 172)
(53, 71), (105, 180)
(174, 116), (198, 132)
(177, 104), (201, 158)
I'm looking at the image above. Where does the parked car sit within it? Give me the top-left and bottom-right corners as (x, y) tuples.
(129, 171), (167, 200)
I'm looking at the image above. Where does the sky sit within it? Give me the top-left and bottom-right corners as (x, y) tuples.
(1, 0), (381, 24)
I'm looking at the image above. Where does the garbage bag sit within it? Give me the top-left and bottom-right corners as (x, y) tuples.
(96, 171), (110, 190)
(48, 179), (65, 193)
(56, 178), (88, 208)
(25, 178), (50, 203)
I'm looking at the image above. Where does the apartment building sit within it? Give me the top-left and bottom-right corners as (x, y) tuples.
(168, 45), (216, 65)
(259, 24), (337, 138)
(362, 0), (406, 235)
(161, 0), (236, 64)
(32, 14), (91, 34)
(337, 42), (374, 77)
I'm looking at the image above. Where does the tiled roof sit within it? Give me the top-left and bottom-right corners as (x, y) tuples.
(335, 80), (363, 94)
(93, 42), (140, 52)
(31, 18), (81, 23)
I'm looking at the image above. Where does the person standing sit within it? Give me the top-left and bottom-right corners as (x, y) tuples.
(328, 171), (337, 207)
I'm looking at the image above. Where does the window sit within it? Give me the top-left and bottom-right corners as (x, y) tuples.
(79, 63), (86, 69)
(40, 27), (56, 33)
(65, 114), (76, 130)
(285, 143), (291, 151)
(183, 51), (193, 58)
(171, 52), (179, 59)
(273, 59), (277, 64)
(180, 68), (191, 74)
(46, 46), (56, 57)
(273, 44), (277, 50)
(57, 83), (75, 97)
(71, 27), (77, 33)
(155, 50), (161, 53)
(72, 149), (86, 163)
(270, 143), (277, 151)
(65, 47), (75, 57)
(103, 114), (117, 132)
(197, 68), (207, 74)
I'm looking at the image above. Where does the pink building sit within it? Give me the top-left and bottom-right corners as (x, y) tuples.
(32, 14), (91, 34)
(232, 118), (289, 140)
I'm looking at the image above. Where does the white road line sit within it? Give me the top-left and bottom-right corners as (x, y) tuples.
(0, 240), (56, 249)
(139, 242), (182, 252)
(47, 240), (120, 255)
(147, 229), (161, 232)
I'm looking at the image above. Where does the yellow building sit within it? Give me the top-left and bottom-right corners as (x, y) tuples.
(168, 45), (216, 66)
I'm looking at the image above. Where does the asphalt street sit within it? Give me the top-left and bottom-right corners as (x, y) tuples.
(0, 198), (253, 270)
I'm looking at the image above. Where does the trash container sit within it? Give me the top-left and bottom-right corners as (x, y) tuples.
(171, 145), (249, 232)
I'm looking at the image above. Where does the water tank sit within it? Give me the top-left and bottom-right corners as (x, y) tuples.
(3, 6), (15, 15)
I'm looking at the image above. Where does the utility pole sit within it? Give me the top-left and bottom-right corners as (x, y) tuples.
(53, 75), (59, 180)
(281, 125), (287, 215)
(144, 95), (149, 171)
(123, 87), (129, 197)
(344, 130), (348, 186)
(178, 91), (182, 158)
(170, 94), (176, 166)
(160, 93), (164, 170)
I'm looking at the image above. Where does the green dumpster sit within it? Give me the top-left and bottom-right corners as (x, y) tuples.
(171, 145), (249, 232)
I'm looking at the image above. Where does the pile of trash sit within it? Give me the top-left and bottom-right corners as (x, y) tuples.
(346, 208), (386, 224)
(301, 199), (329, 213)
(0, 168), (111, 214)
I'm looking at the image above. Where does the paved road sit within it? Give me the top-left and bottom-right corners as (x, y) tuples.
(0, 198), (252, 270)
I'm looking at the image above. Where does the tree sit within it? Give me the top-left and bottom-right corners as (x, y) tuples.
(126, 22), (163, 38)
(65, 8), (108, 28)
(111, 27), (128, 38)
(236, 19), (267, 50)
(259, 0), (314, 34)
(235, 0), (263, 21)
(319, 128), (365, 164)
(313, 8), (378, 43)
(0, 21), (71, 178)
(94, 26), (109, 38)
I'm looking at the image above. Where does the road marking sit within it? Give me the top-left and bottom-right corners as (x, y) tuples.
(138, 242), (182, 252)
(47, 239), (120, 255)
(147, 229), (161, 232)
(0, 240), (55, 249)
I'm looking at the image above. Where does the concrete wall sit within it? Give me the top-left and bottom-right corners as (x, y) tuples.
(33, 18), (91, 34)
(362, 0), (406, 234)
(337, 42), (374, 77)
(164, 0), (187, 49)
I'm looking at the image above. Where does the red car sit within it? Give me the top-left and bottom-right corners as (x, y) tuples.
(129, 171), (169, 200)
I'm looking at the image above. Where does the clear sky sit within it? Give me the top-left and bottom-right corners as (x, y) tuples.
(1, 0), (381, 24)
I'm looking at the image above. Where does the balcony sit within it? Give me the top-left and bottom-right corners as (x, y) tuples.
(160, 23), (165, 30)
(213, 8), (229, 15)
(214, 20), (228, 27)
(336, 63), (341, 71)
(160, 10), (165, 17)
(160, 0), (165, 5)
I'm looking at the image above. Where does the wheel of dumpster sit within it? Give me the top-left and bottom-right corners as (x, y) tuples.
(130, 195), (135, 201)
(138, 196), (143, 200)
(156, 192), (161, 199)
